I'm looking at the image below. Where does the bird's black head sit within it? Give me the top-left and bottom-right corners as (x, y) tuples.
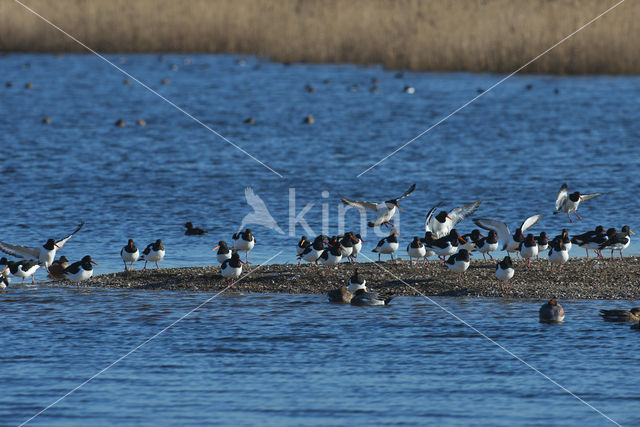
(539, 231), (547, 238)
(568, 192), (581, 202)
(525, 234), (535, 243)
(435, 211), (450, 223)
(412, 236), (420, 243)
(0, 257), (7, 265)
(185, 222), (193, 229)
(128, 239), (135, 247)
(218, 240), (227, 247)
(502, 256), (513, 267)
(594, 225), (605, 233)
(43, 239), (58, 250)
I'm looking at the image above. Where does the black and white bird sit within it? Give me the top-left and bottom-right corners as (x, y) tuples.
(519, 234), (538, 268)
(232, 228), (255, 263)
(445, 248), (471, 281)
(319, 238), (344, 267)
(473, 215), (541, 255)
(64, 255), (98, 282)
(339, 233), (355, 260)
(220, 252), (245, 285)
(548, 237), (569, 271)
(495, 256), (515, 290)
(406, 236), (426, 265)
(535, 232), (550, 256)
(599, 225), (634, 260)
(419, 232), (437, 261)
(5, 260), (40, 285)
(372, 228), (400, 262)
(120, 239), (139, 271)
(553, 183), (604, 223)
(459, 229), (484, 252)
(553, 229), (572, 253)
(539, 298), (565, 323)
(571, 226), (606, 258)
(429, 229), (466, 261)
(340, 183), (416, 228)
(213, 241), (233, 264)
(476, 230), (499, 260)
(350, 233), (365, 262)
(298, 235), (326, 265)
(0, 222), (84, 269)
(141, 240), (165, 269)
(184, 222), (207, 235)
(296, 236), (310, 256)
(424, 200), (482, 238)
(347, 268), (367, 293)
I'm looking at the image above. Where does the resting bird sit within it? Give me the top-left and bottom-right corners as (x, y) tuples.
(424, 200), (482, 238)
(340, 183), (416, 228)
(473, 215), (541, 255)
(184, 222), (207, 235)
(599, 308), (640, 322)
(350, 288), (394, 306)
(445, 249), (471, 282)
(571, 225), (606, 258)
(539, 298), (565, 323)
(599, 225), (634, 260)
(213, 241), (232, 264)
(553, 183), (604, 223)
(495, 256), (514, 290)
(548, 237), (569, 271)
(64, 255), (98, 283)
(0, 222), (84, 269)
(406, 236), (426, 265)
(47, 256), (69, 279)
(327, 285), (352, 304)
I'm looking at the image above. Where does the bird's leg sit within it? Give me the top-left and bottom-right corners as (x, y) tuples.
(576, 213), (583, 221)
(32, 276), (35, 285)
(378, 253), (381, 262)
(482, 253), (486, 261)
(567, 212), (573, 224)
(144, 260), (148, 270)
(22, 277), (25, 284)
(130, 261), (135, 271)
(123, 260), (128, 271)
(155, 261), (159, 269)
(620, 250), (624, 260)
(489, 253), (494, 261)
(585, 249), (589, 259)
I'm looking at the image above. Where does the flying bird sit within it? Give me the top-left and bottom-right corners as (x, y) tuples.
(238, 187), (284, 234)
(0, 222), (84, 268)
(424, 200), (482, 238)
(473, 215), (541, 254)
(553, 183), (604, 223)
(340, 183), (416, 228)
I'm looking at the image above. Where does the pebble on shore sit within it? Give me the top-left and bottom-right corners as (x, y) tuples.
(81, 257), (640, 300)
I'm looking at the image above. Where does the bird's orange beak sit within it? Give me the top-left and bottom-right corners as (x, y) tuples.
(395, 230), (402, 237)
(579, 196), (584, 201)
(1, 266), (7, 274)
(212, 245), (220, 251)
(480, 233), (485, 238)
(458, 236), (467, 243)
(54, 243), (61, 249)
(360, 238), (366, 243)
(340, 245), (346, 251)
(630, 230), (636, 235)
(239, 259), (247, 265)
(91, 260), (99, 266)
(160, 244), (164, 250)
(446, 215), (453, 221)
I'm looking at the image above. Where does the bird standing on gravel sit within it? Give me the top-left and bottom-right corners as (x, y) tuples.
(120, 239), (139, 271)
(548, 237), (569, 271)
(141, 240), (165, 269)
(372, 228), (400, 262)
(406, 237), (426, 265)
(599, 225), (634, 260)
(476, 230), (499, 260)
(519, 234), (538, 268)
(233, 228), (255, 264)
(220, 252), (245, 286)
(64, 255), (98, 283)
(495, 256), (514, 290)
(445, 249), (471, 282)
(213, 241), (232, 264)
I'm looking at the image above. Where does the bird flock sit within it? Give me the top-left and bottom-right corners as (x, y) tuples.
(0, 183), (633, 299)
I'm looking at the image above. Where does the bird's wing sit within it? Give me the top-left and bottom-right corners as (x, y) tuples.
(424, 204), (441, 232)
(473, 218), (511, 244)
(448, 199), (483, 227)
(580, 192), (603, 202)
(340, 196), (378, 211)
(0, 240), (40, 259)
(395, 183), (416, 201)
(56, 222), (84, 248)
(554, 184), (568, 211)
(520, 214), (542, 233)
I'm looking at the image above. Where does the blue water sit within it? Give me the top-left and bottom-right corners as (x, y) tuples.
(1, 54), (640, 425)
(0, 288), (638, 426)
(0, 54), (639, 273)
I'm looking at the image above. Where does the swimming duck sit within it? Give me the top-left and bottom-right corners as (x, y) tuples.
(184, 222), (207, 235)
(599, 307), (640, 322)
(350, 288), (394, 306)
(327, 285), (352, 303)
(47, 255), (69, 279)
(539, 298), (565, 323)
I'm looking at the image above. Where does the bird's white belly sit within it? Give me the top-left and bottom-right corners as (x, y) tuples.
(520, 246), (538, 259)
(321, 253), (342, 266)
(68, 268), (93, 282)
(146, 249), (165, 262)
(447, 260), (469, 273)
(407, 246), (426, 258)
(221, 265), (242, 279)
(121, 249), (139, 263)
(302, 248), (322, 262)
(340, 246), (353, 257)
(39, 249), (56, 267)
(549, 250), (569, 264)
(495, 266), (514, 281)
(217, 252), (232, 264)
(378, 241), (398, 254)
(352, 242), (362, 254)
(433, 243), (455, 257)
(234, 239), (254, 252)
(566, 199), (580, 212)
(480, 242), (499, 253)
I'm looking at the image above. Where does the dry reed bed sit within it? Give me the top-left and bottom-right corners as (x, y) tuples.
(1, 0), (639, 73)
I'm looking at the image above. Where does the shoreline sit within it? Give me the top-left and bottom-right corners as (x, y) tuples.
(77, 257), (640, 300)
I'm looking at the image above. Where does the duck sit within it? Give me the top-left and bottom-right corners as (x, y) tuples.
(232, 228), (255, 263)
(327, 285), (352, 303)
(213, 241), (232, 264)
(184, 222), (207, 235)
(47, 255), (69, 279)
(519, 234), (538, 268)
(141, 239), (165, 269)
(599, 307), (640, 322)
(120, 239), (139, 271)
(539, 298), (565, 322)
(372, 228), (400, 262)
(495, 256), (514, 290)
(406, 236), (426, 265)
(445, 249), (471, 281)
(350, 288), (394, 306)
(64, 255), (98, 283)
